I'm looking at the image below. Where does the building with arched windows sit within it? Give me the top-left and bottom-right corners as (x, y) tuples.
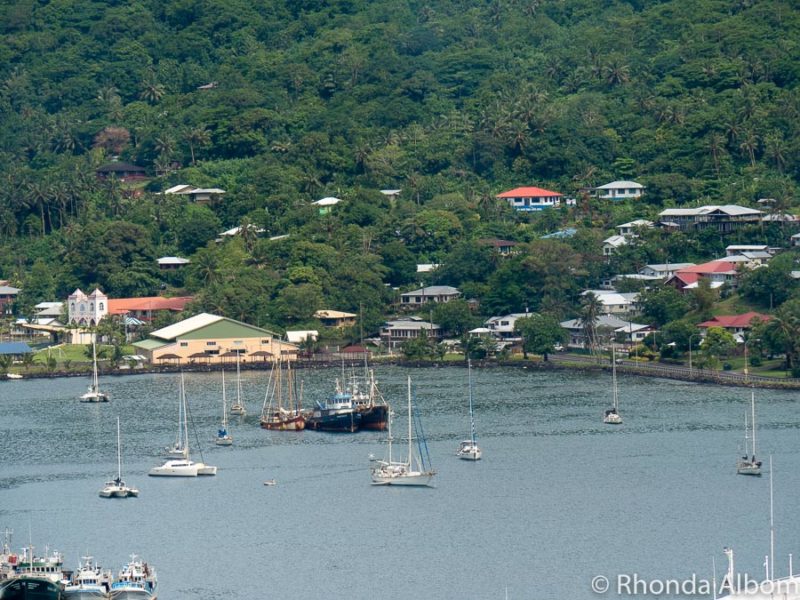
(67, 288), (108, 326)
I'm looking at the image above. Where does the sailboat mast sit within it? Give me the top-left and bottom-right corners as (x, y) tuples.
(181, 374), (189, 455)
(468, 359), (476, 444)
(116, 417), (122, 480)
(93, 342), (99, 390)
(407, 376), (413, 466)
(751, 390), (757, 457)
(222, 370), (227, 426)
(612, 346), (618, 410)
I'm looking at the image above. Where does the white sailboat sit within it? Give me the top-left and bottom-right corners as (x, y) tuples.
(80, 342), (109, 403)
(603, 346), (622, 425)
(736, 390), (761, 476)
(164, 376), (188, 459)
(215, 370), (233, 445)
(150, 374), (217, 477)
(99, 417), (139, 498)
(229, 352), (246, 416)
(456, 359), (482, 461)
(371, 376), (436, 487)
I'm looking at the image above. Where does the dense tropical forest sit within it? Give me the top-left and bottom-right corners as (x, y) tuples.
(1, 0), (800, 351)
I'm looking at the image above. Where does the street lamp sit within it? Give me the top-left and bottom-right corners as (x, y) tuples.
(743, 337), (761, 382)
(688, 333), (701, 378)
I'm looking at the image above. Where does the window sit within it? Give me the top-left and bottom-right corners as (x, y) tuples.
(90, 303), (94, 311)
(180, 342), (188, 347)
(80, 304), (85, 312)
(261, 339), (270, 344)
(99, 302), (104, 310)
(207, 341), (217, 346)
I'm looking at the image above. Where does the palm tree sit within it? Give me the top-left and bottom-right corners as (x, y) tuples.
(739, 129), (759, 168)
(764, 133), (787, 173)
(139, 80), (166, 104)
(707, 133), (725, 178)
(604, 60), (630, 87)
(579, 293), (603, 354)
(185, 126), (211, 165)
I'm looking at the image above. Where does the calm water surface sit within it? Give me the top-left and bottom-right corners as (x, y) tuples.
(2, 366), (800, 599)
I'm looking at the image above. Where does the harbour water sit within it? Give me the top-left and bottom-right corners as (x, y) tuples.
(2, 365), (800, 599)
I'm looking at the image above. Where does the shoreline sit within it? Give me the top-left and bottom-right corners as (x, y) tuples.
(5, 355), (800, 390)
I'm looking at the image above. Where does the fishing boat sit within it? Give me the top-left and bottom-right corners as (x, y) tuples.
(215, 371), (233, 445)
(0, 543), (66, 600)
(259, 357), (305, 430)
(228, 353), (246, 416)
(736, 390), (762, 476)
(80, 343), (109, 403)
(371, 376), (436, 487)
(64, 556), (112, 600)
(456, 360), (482, 461)
(99, 417), (139, 498)
(306, 379), (361, 432)
(109, 556), (156, 600)
(603, 346), (622, 425)
(350, 367), (389, 431)
(150, 374), (216, 477)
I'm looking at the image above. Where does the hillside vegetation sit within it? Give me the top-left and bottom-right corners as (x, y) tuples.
(1, 0), (799, 338)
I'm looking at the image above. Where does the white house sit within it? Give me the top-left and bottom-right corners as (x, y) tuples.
(380, 318), (442, 349)
(560, 315), (651, 348)
(638, 263), (696, 278)
(164, 184), (226, 203)
(582, 290), (639, 315)
(483, 313), (531, 341)
(616, 219), (654, 237)
(595, 180), (645, 200)
(496, 186), (563, 211)
(658, 205), (762, 232)
(603, 235), (628, 256)
(400, 286), (461, 305)
(725, 244), (770, 257)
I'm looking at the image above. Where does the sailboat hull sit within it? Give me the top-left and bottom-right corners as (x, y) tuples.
(260, 414), (305, 430)
(79, 393), (109, 403)
(371, 471), (435, 487)
(736, 461), (762, 476)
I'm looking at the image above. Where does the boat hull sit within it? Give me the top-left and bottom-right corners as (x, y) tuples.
(214, 436), (233, 446)
(307, 411), (361, 433)
(63, 586), (108, 600)
(259, 414), (305, 431)
(196, 464), (217, 476)
(357, 405), (388, 431)
(0, 578), (64, 600)
(109, 588), (155, 600)
(736, 460), (762, 476)
(458, 450), (482, 461)
(148, 460), (199, 477)
(371, 472), (435, 487)
(79, 394), (109, 403)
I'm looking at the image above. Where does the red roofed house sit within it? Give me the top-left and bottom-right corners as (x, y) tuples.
(496, 186), (563, 211)
(108, 296), (193, 323)
(665, 260), (739, 292)
(698, 312), (771, 339)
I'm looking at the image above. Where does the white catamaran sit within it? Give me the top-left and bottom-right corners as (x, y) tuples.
(150, 374), (217, 477)
(80, 342), (109, 403)
(456, 359), (482, 461)
(736, 390), (762, 476)
(371, 376), (436, 487)
(99, 417), (139, 498)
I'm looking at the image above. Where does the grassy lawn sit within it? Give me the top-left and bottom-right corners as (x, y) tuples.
(31, 344), (136, 366)
(711, 294), (767, 316)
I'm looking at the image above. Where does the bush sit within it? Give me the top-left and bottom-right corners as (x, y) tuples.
(749, 356), (762, 367)
(723, 362), (732, 371)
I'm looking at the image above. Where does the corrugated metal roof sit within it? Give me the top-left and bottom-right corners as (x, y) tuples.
(151, 313), (223, 340)
(0, 342), (32, 354)
(133, 338), (170, 350)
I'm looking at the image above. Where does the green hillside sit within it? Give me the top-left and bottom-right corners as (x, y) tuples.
(0, 0), (799, 342)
